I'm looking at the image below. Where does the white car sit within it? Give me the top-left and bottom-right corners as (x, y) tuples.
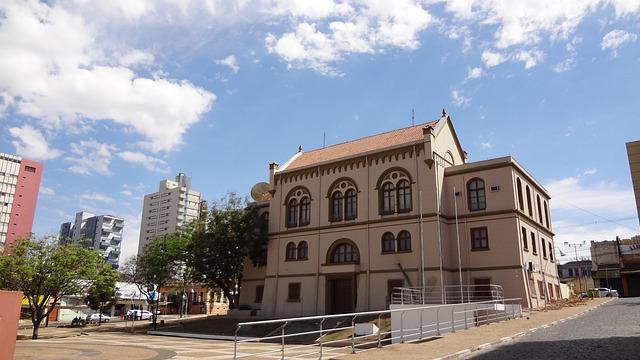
(126, 309), (153, 320)
(592, 288), (617, 297)
(86, 314), (111, 323)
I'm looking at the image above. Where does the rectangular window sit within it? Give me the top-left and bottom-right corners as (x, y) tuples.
(542, 238), (547, 258)
(24, 165), (36, 173)
(521, 227), (528, 250)
(531, 232), (537, 254)
(568, 268), (574, 277)
(537, 281), (544, 299)
(471, 227), (489, 250)
(555, 285), (561, 299)
(255, 285), (264, 303)
(548, 283), (554, 300)
(287, 283), (301, 302)
(549, 242), (554, 261)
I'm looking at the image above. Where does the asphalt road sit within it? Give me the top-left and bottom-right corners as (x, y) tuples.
(469, 297), (640, 360)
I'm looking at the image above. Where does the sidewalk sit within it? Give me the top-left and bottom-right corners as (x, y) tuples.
(347, 298), (611, 360)
(16, 314), (211, 339)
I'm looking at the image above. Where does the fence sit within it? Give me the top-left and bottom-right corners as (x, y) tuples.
(232, 298), (522, 359)
(391, 284), (504, 305)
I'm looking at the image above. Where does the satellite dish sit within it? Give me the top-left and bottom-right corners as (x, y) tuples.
(251, 182), (271, 201)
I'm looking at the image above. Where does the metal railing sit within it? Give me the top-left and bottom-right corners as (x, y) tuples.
(232, 297), (522, 359)
(391, 284), (504, 305)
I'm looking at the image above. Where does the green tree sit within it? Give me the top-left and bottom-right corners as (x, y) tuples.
(121, 231), (189, 327)
(0, 239), (104, 339)
(188, 193), (268, 309)
(85, 262), (119, 324)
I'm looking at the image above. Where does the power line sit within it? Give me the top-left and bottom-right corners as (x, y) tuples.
(552, 197), (639, 233)
(553, 216), (638, 230)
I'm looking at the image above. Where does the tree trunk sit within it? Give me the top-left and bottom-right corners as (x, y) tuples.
(32, 317), (42, 340)
(223, 289), (235, 309)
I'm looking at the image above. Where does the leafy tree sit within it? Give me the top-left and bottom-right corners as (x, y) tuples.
(0, 239), (104, 339)
(85, 262), (119, 324)
(120, 231), (188, 327)
(188, 193), (268, 309)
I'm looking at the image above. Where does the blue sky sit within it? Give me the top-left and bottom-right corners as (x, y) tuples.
(1, 0), (639, 264)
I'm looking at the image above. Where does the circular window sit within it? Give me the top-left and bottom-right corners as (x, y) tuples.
(391, 172), (398, 179)
(296, 190), (302, 196)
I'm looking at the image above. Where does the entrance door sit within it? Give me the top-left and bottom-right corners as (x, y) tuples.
(330, 279), (354, 314)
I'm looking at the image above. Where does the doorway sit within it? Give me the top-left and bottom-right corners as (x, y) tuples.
(328, 277), (355, 314)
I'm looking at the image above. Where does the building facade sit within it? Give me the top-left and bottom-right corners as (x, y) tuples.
(240, 112), (560, 317)
(557, 260), (595, 294)
(59, 211), (124, 268)
(627, 140), (640, 226)
(137, 173), (202, 255)
(0, 152), (42, 251)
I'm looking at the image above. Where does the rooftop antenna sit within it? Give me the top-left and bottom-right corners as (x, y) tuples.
(323, 131), (326, 148)
(411, 108), (415, 126)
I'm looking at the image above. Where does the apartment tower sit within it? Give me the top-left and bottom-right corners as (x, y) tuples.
(137, 173), (201, 255)
(59, 211), (124, 268)
(0, 152), (42, 251)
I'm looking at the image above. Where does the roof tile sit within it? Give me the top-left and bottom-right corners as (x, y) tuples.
(283, 120), (438, 171)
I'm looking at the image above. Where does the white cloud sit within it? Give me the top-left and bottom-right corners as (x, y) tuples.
(265, 0), (433, 74)
(117, 150), (170, 173)
(514, 49), (544, 69)
(553, 58), (576, 72)
(119, 212), (141, 264)
(583, 168), (598, 176)
(215, 55), (240, 74)
(466, 66), (484, 80)
(0, 0), (215, 153)
(66, 140), (116, 175)
(546, 176), (636, 217)
(481, 50), (506, 67)
(451, 89), (470, 108)
(79, 192), (115, 203)
(40, 186), (55, 196)
(601, 29), (637, 55)
(8, 125), (63, 161)
(481, 141), (494, 149)
(118, 49), (155, 67)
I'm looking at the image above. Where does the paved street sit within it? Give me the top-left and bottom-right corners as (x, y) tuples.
(469, 297), (640, 360)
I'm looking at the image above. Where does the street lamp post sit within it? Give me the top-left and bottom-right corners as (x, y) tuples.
(564, 241), (586, 294)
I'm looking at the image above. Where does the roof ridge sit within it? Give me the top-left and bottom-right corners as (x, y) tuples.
(301, 119), (438, 155)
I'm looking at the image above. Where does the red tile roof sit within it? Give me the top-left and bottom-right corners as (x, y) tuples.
(283, 120), (439, 171)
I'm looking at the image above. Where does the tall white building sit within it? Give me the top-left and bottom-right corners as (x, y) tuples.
(137, 173), (202, 255)
(59, 211), (124, 268)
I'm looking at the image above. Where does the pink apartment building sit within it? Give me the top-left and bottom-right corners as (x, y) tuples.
(0, 152), (42, 250)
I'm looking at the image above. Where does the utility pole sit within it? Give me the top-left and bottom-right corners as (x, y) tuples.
(565, 241), (586, 294)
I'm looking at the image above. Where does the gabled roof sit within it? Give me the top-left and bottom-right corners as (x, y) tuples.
(281, 120), (439, 172)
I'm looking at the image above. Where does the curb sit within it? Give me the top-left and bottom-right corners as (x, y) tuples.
(439, 298), (614, 359)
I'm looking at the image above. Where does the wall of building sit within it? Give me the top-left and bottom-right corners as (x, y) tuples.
(626, 141), (640, 226)
(249, 119), (560, 318)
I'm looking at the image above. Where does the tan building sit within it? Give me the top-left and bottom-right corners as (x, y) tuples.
(241, 111), (560, 317)
(137, 173), (201, 255)
(627, 140), (640, 225)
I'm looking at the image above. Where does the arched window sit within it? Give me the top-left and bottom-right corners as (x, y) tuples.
(287, 199), (298, 227)
(382, 232), (395, 253)
(526, 186), (532, 217)
(467, 178), (486, 211)
(397, 231), (411, 251)
(330, 191), (343, 222)
(544, 201), (550, 229)
(397, 180), (412, 212)
(516, 178), (524, 211)
(381, 183), (395, 214)
(297, 241), (308, 260)
(329, 241), (359, 264)
(299, 197), (311, 226)
(344, 189), (357, 220)
(286, 242), (296, 260)
(536, 195), (543, 224)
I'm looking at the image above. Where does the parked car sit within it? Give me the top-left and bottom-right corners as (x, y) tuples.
(86, 314), (111, 323)
(589, 288), (618, 297)
(126, 309), (153, 320)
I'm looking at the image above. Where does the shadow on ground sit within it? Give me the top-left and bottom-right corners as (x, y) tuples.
(470, 336), (640, 360)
